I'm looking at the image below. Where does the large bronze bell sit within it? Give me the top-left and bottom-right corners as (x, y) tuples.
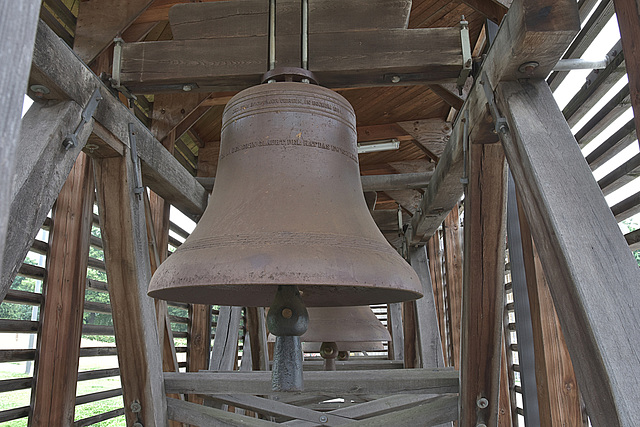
(301, 306), (391, 352)
(148, 82), (422, 307)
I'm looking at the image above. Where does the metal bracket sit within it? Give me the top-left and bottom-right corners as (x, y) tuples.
(457, 16), (472, 95)
(110, 38), (137, 105)
(62, 88), (103, 150)
(479, 71), (509, 135)
(460, 109), (470, 186)
(128, 123), (145, 199)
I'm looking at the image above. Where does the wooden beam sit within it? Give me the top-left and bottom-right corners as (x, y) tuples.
(402, 297), (419, 369)
(428, 85), (465, 110)
(246, 307), (269, 372)
(1, 100), (90, 302)
(167, 397), (279, 427)
(387, 303), (404, 361)
(460, 142), (507, 427)
(427, 234), (448, 362)
(74, 0), (155, 63)
(120, 28), (462, 93)
(188, 303), (212, 403)
(496, 78), (640, 427)
(0, 0), (43, 300)
(30, 153), (94, 425)
(409, 0), (579, 244)
(517, 196), (583, 427)
(94, 153), (167, 426)
(165, 369), (459, 395)
(612, 0), (640, 141)
(150, 93), (211, 143)
(442, 207), (462, 370)
(210, 306), (242, 371)
(30, 21), (208, 217)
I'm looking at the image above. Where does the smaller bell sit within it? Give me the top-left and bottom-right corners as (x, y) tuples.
(301, 306), (390, 370)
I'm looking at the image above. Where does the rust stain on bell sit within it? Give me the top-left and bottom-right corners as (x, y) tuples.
(148, 82), (422, 306)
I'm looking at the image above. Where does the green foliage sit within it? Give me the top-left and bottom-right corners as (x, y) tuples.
(0, 257), (40, 321)
(634, 250), (640, 267)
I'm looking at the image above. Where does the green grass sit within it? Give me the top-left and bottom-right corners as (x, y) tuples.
(0, 369), (126, 426)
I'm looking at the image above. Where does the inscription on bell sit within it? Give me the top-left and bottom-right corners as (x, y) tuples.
(220, 138), (358, 163)
(229, 96), (344, 116)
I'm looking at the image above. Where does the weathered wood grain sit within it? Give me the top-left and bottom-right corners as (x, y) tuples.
(442, 207), (462, 369)
(30, 153), (94, 426)
(165, 369), (459, 396)
(1, 100), (90, 302)
(30, 21), (208, 217)
(0, 0), (41, 300)
(188, 303), (212, 404)
(74, 0), (155, 63)
(461, 0), (508, 23)
(496, 78), (640, 427)
(246, 307), (269, 372)
(387, 303), (404, 361)
(517, 197), (583, 427)
(210, 306), (243, 371)
(409, 0), (579, 244)
(120, 29), (462, 92)
(167, 397), (274, 427)
(460, 142), (507, 427)
(170, 0), (412, 40)
(94, 153), (167, 426)
(410, 246), (447, 370)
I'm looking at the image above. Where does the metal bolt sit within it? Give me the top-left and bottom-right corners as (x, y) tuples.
(319, 415), (328, 423)
(30, 84), (50, 98)
(518, 61), (539, 74)
(282, 308), (293, 319)
(84, 143), (99, 154)
(302, 78), (310, 84)
(476, 397), (489, 409)
(182, 84), (193, 92)
(133, 423), (143, 427)
(131, 401), (142, 413)
(391, 75), (401, 83)
(476, 424), (487, 427)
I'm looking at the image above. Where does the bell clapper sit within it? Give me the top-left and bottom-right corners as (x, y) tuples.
(267, 285), (309, 391)
(320, 342), (339, 371)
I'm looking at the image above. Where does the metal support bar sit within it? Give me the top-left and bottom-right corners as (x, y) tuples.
(269, 0), (276, 71)
(457, 16), (472, 94)
(301, 0), (309, 71)
(479, 71), (509, 135)
(127, 123), (145, 199)
(553, 57), (611, 71)
(62, 88), (103, 150)
(110, 38), (138, 103)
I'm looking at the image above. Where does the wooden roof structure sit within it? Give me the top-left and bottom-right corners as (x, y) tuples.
(1, 0), (640, 425)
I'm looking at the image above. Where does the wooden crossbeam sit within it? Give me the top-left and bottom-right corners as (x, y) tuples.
(29, 20), (208, 217)
(165, 369), (459, 396)
(461, 0), (508, 24)
(74, 0), (155, 63)
(120, 28), (462, 93)
(496, 78), (640, 427)
(167, 398), (274, 427)
(409, 0), (580, 244)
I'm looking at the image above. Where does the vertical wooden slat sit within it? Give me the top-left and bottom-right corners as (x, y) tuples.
(94, 153), (167, 426)
(517, 196), (582, 427)
(497, 78), (640, 427)
(0, 0), (41, 294)
(442, 206), (462, 369)
(612, 0), (640, 139)
(427, 234), (448, 362)
(460, 142), (508, 427)
(387, 303), (404, 361)
(30, 153), (94, 426)
(188, 303), (212, 402)
(246, 307), (269, 372)
(498, 341), (513, 427)
(402, 299), (418, 369)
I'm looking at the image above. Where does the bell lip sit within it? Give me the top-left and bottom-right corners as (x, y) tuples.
(147, 283), (422, 308)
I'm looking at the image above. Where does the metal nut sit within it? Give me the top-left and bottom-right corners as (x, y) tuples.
(476, 424), (487, 427)
(319, 415), (328, 423)
(391, 75), (401, 83)
(133, 423), (144, 427)
(130, 401), (142, 413)
(476, 397), (489, 409)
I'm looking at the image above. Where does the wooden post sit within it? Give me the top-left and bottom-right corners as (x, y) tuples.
(209, 306), (242, 371)
(460, 142), (508, 427)
(517, 196), (582, 427)
(188, 303), (212, 402)
(612, 0), (640, 140)
(427, 234), (448, 363)
(387, 303), (404, 361)
(402, 299), (419, 369)
(246, 307), (269, 371)
(410, 246), (446, 370)
(0, 0), (41, 291)
(442, 206), (462, 369)
(498, 341), (513, 427)
(496, 78), (640, 427)
(30, 153), (94, 426)
(94, 152), (167, 426)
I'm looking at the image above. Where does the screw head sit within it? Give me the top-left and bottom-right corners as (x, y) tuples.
(182, 84), (193, 92)
(391, 75), (401, 83)
(281, 308), (293, 319)
(319, 415), (328, 423)
(477, 397), (489, 409)
(518, 61), (539, 74)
